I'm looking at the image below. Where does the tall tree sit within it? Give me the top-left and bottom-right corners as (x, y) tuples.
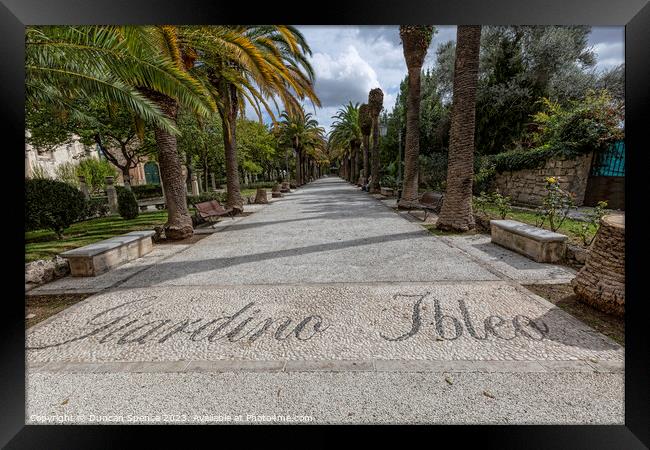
(368, 88), (384, 193)
(138, 26), (214, 239)
(276, 108), (325, 185)
(25, 26), (213, 134)
(437, 25), (482, 231)
(329, 102), (362, 184)
(358, 104), (372, 184)
(26, 25), (217, 239)
(192, 25), (320, 209)
(398, 25), (435, 208)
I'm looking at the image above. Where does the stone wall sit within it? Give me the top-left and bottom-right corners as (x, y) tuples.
(494, 153), (593, 207)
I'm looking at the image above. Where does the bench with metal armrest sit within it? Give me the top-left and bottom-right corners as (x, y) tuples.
(408, 191), (444, 221)
(192, 199), (235, 225)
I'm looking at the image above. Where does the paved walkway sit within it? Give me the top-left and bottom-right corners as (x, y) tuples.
(26, 177), (623, 424)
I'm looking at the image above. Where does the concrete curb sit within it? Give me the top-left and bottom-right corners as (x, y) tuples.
(28, 358), (623, 374)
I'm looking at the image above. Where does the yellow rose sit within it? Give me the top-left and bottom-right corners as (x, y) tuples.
(546, 177), (557, 184)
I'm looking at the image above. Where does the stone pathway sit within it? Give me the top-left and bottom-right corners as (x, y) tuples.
(26, 177), (623, 424)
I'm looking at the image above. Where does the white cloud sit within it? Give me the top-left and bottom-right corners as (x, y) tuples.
(591, 41), (624, 71)
(244, 25), (622, 132)
(310, 45), (381, 107)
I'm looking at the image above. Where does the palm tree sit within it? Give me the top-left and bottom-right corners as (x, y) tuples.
(276, 107), (325, 185)
(25, 26), (213, 133)
(397, 25), (435, 208)
(187, 26), (320, 209)
(329, 102), (362, 184)
(358, 103), (372, 184)
(26, 25), (216, 240)
(437, 25), (482, 231)
(368, 88), (384, 193)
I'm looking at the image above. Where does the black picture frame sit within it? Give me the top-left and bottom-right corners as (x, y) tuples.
(2, 0), (648, 446)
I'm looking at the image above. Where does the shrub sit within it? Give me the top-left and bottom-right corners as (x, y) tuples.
(76, 158), (118, 194)
(117, 188), (139, 220)
(576, 200), (608, 246)
(531, 91), (624, 156)
(30, 162), (50, 180)
(380, 175), (400, 190)
(241, 181), (277, 190)
(491, 190), (512, 219)
(473, 192), (491, 219)
(535, 177), (576, 231)
(419, 153), (447, 191)
(54, 161), (80, 187)
(473, 156), (496, 193)
(473, 190), (512, 220)
(187, 191), (227, 206)
(131, 184), (163, 200)
(491, 145), (557, 173)
(492, 90), (624, 174)
(84, 196), (111, 219)
(25, 178), (87, 238)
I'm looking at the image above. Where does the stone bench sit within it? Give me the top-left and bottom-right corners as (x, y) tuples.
(490, 220), (567, 263)
(137, 197), (166, 212)
(380, 187), (394, 197)
(60, 230), (155, 277)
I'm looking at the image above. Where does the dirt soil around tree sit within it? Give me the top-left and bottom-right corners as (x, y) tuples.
(26, 293), (93, 329)
(523, 283), (624, 346)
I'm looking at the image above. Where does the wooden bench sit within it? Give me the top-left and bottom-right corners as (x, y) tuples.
(490, 220), (567, 263)
(406, 191), (444, 221)
(192, 200), (235, 224)
(137, 197), (166, 212)
(60, 230), (155, 277)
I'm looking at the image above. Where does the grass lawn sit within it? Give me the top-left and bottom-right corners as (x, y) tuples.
(25, 211), (169, 262)
(241, 188), (257, 199)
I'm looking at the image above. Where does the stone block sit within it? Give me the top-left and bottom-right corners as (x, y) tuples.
(61, 231), (155, 277)
(380, 187), (394, 197)
(491, 220), (567, 263)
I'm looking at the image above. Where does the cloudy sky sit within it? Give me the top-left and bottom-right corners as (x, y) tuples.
(246, 26), (624, 133)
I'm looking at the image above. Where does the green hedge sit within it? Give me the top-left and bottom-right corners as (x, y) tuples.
(117, 188), (139, 219)
(131, 184), (163, 199)
(241, 181), (277, 190)
(491, 146), (559, 173)
(84, 196), (111, 219)
(25, 178), (87, 238)
(187, 191), (227, 205)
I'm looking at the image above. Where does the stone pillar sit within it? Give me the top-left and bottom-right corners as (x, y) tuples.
(191, 173), (200, 196)
(571, 214), (625, 317)
(78, 176), (90, 200)
(105, 176), (118, 214)
(211, 173), (217, 191)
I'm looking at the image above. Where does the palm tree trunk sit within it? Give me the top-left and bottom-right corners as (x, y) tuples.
(351, 144), (358, 184)
(398, 65), (423, 208)
(303, 157), (307, 183)
(370, 119), (381, 193)
(221, 84), (244, 212)
(362, 134), (370, 183)
(295, 149), (302, 185)
(437, 25), (482, 231)
(144, 90), (193, 240)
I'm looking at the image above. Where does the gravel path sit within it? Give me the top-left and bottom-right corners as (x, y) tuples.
(26, 177), (623, 424)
